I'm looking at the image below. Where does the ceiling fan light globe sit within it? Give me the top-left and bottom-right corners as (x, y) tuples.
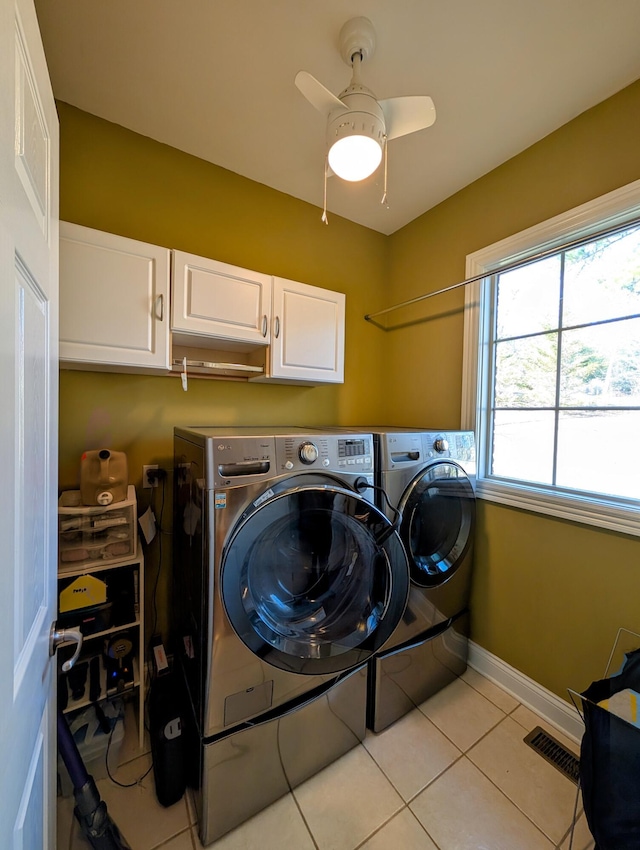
(328, 135), (382, 182)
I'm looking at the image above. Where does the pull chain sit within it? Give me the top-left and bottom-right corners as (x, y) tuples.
(321, 156), (329, 224)
(381, 136), (389, 208)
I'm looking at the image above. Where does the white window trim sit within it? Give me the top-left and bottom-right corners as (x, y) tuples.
(462, 178), (640, 537)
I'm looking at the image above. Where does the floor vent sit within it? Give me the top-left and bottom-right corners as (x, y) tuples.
(524, 726), (580, 785)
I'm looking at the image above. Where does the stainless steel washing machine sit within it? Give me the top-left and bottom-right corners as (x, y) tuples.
(333, 428), (476, 732)
(172, 427), (409, 845)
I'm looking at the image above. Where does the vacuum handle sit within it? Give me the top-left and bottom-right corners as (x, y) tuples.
(50, 624), (84, 673)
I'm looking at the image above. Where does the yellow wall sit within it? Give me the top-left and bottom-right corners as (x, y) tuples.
(386, 79), (640, 694)
(59, 79), (640, 697)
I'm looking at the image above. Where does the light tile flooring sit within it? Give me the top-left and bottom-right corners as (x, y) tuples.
(57, 668), (594, 850)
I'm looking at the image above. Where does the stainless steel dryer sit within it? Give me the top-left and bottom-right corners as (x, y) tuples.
(172, 427), (409, 845)
(335, 428), (476, 732)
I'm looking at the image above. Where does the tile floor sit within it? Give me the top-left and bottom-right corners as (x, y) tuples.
(57, 667), (594, 850)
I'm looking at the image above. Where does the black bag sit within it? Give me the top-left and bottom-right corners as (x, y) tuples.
(579, 648), (640, 849)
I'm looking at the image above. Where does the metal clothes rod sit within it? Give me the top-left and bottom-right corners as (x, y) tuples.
(364, 214), (640, 323)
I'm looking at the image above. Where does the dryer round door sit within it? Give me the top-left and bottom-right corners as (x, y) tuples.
(220, 482), (409, 675)
(399, 461), (475, 588)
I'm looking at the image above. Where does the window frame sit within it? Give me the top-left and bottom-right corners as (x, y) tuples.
(462, 178), (640, 537)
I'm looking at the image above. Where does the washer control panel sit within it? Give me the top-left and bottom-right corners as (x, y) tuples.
(277, 434), (372, 474)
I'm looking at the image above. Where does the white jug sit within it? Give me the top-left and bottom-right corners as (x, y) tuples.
(80, 449), (128, 506)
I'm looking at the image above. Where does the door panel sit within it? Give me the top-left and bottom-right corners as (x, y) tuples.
(171, 250), (271, 346)
(266, 276), (345, 383)
(59, 222), (171, 369)
(0, 0), (58, 844)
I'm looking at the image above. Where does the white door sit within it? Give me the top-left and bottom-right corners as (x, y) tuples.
(0, 0), (59, 845)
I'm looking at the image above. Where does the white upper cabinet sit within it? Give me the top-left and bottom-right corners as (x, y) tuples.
(59, 222), (170, 371)
(171, 250), (271, 348)
(59, 226), (345, 384)
(257, 276), (345, 384)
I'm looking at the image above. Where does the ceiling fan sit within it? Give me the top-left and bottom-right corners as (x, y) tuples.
(295, 16), (436, 219)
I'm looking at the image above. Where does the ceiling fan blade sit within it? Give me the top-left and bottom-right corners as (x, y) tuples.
(379, 96), (436, 141)
(295, 71), (348, 116)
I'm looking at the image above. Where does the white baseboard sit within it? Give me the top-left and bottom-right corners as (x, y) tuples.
(468, 640), (584, 743)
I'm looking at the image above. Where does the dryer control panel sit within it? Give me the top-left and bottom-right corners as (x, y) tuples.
(423, 431), (476, 469)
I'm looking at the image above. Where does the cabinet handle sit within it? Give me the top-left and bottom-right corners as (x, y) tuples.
(155, 294), (164, 322)
(274, 316), (280, 339)
(262, 314), (268, 338)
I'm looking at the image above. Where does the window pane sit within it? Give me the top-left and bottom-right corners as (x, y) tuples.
(494, 333), (557, 407)
(560, 317), (640, 406)
(495, 255), (561, 339)
(491, 410), (555, 485)
(563, 225), (640, 327)
(556, 410), (640, 498)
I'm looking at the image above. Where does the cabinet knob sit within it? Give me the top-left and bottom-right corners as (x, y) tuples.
(262, 314), (268, 337)
(274, 316), (280, 339)
(50, 623), (84, 673)
(155, 293), (164, 322)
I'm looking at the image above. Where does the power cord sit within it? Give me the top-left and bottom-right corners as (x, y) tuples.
(149, 473), (166, 644)
(354, 477), (402, 542)
(104, 701), (153, 788)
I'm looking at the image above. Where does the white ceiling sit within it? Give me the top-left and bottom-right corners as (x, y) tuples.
(35, 0), (640, 235)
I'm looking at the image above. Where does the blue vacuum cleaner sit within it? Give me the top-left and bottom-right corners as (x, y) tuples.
(57, 707), (132, 850)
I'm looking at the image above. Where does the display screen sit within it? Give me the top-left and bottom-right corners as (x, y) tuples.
(338, 439), (367, 458)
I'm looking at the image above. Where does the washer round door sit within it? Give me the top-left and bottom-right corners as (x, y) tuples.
(399, 461), (476, 588)
(221, 481), (409, 675)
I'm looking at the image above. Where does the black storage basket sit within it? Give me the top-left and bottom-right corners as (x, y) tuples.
(577, 647), (640, 849)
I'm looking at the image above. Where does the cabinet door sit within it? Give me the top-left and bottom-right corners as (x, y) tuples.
(59, 222), (170, 370)
(171, 250), (271, 347)
(269, 276), (345, 383)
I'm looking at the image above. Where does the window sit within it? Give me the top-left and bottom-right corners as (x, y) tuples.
(462, 179), (640, 536)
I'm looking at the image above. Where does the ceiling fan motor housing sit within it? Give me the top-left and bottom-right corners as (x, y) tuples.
(327, 89), (386, 151)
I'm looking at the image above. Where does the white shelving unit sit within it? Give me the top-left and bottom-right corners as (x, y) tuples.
(58, 546), (145, 750)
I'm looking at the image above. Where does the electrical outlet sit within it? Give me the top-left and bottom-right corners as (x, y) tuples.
(143, 464), (159, 488)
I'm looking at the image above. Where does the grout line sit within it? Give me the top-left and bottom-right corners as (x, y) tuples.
(462, 748), (573, 847)
(404, 752), (466, 806)
(359, 702), (469, 804)
(416, 700), (508, 757)
(358, 739), (407, 802)
(289, 789), (321, 850)
(148, 826), (194, 850)
(349, 802), (410, 850)
(403, 694), (572, 846)
(461, 669), (521, 712)
(183, 794), (197, 850)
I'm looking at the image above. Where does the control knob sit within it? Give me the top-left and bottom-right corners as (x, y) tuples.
(434, 438), (449, 453)
(298, 441), (319, 465)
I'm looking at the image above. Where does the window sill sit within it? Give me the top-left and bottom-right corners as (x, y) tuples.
(476, 478), (640, 538)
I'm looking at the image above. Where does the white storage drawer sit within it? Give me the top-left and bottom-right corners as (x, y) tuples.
(58, 485), (137, 569)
